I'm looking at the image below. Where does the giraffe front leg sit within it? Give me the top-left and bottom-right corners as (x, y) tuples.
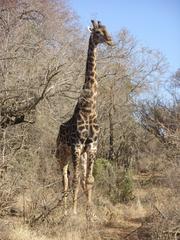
(86, 146), (96, 209)
(81, 152), (88, 196)
(62, 163), (69, 215)
(72, 145), (81, 215)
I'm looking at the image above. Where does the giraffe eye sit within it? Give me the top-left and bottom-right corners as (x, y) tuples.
(96, 30), (102, 34)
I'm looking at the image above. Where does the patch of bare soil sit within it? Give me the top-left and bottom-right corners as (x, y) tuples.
(100, 220), (141, 240)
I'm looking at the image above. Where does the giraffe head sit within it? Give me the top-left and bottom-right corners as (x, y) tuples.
(88, 20), (113, 46)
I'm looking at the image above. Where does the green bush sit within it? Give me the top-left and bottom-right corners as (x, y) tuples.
(120, 170), (134, 203)
(94, 158), (112, 177)
(94, 158), (134, 204)
(94, 158), (116, 201)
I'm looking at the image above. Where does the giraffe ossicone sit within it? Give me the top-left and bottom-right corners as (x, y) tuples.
(56, 20), (113, 216)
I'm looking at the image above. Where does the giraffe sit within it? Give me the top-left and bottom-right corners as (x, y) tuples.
(56, 20), (113, 215)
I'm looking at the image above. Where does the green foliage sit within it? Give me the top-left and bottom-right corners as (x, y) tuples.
(94, 158), (117, 203)
(94, 158), (134, 204)
(94, 158), (112, 177)
(120, 170), (134, 203)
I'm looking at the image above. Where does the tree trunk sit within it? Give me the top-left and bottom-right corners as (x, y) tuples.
(108, 107), (114, 160)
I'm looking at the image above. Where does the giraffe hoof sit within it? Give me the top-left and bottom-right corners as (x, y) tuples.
(87, 176), (94, 185)
(73, 210), (77, 215)
(86, 207), (98, 222)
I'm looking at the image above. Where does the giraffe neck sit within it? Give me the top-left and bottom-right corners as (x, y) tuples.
(84, 36), (97, 88)
(78, 36), (97, 112)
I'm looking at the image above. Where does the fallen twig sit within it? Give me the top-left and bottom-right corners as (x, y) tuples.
(124, 224), (142, 239)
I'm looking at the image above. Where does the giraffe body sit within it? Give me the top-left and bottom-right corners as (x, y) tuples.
(56, 20), (113, 215)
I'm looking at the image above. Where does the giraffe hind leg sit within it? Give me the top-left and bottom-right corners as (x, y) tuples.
(57, 145), (70, 216)
(62, 161), (69, 215)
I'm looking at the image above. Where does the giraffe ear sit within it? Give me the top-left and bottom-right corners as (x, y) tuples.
(88, 26), (93, 32)
(91, 20), (98, 28)
(98, 21), (102, 27)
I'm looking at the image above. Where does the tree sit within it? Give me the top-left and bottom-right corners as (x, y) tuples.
(0, 0), (85, 128)
(97, 29), (166, 170)
(139, 98), (180, 165)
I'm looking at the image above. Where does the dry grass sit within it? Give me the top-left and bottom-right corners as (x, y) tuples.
(6, 211), (102, 240)
(10, 224), (85, 240)
(11, 226), (49, 240)
(0, 165), (179, 240)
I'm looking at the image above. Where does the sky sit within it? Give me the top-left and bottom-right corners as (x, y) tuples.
(70, 0), (180, 73)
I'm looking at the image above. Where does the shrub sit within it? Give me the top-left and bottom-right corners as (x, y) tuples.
(94, 158), (134, 204)
(119, 170), (134, 203)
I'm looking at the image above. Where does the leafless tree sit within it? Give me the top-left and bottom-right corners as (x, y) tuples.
(97, 29), (166, 170)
